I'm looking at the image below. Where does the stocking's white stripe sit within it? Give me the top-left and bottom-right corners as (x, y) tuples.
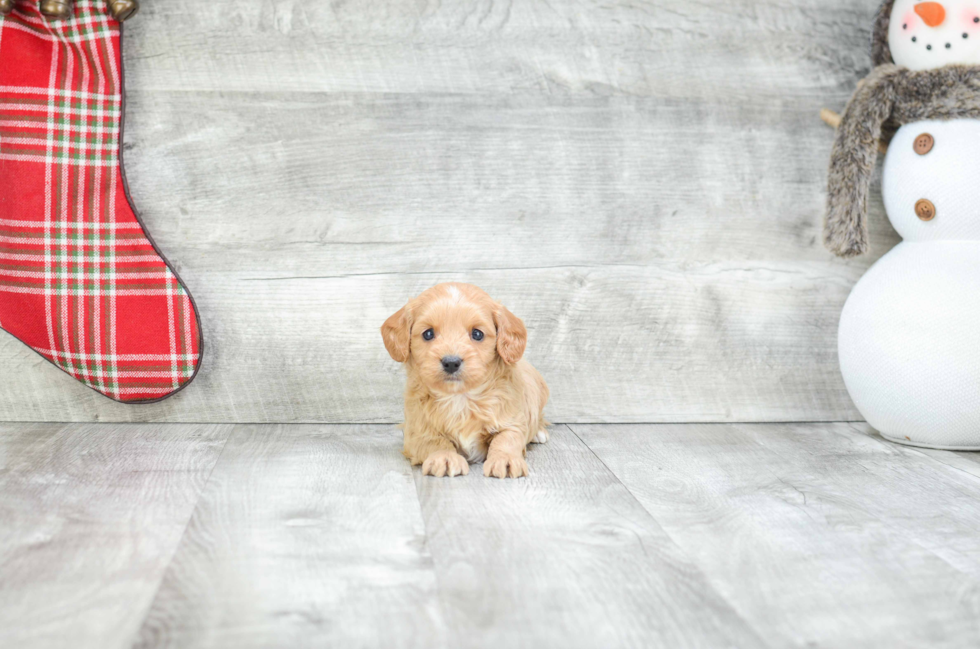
(0, 219), (140, 230)
(0, 270), (170, 279)
(32, 347), (199, 361)
(0, 85), (115, 100)
(0, 286), (184, 297)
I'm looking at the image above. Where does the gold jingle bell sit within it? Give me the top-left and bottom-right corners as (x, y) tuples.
(107, 0), (139, 21)
(0, 0), (14, 17)
(40, 0), (73, 20)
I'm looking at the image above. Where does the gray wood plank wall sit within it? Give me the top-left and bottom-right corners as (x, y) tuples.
(0, 0), (891, 423)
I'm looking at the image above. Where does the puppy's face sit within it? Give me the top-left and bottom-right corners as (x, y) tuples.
(382, 283), (527, 394)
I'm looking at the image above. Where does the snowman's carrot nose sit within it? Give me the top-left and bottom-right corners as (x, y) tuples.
(915, 2), (946, 27)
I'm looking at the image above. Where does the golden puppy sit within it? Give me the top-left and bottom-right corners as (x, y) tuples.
(381, 283), (549, 478)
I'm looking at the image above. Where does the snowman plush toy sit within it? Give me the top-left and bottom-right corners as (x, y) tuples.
(827, 0), (980, 449)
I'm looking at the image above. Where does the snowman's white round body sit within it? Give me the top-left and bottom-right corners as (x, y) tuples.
(839, 119), (980, 449)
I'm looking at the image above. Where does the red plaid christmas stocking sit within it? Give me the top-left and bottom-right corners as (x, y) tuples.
(0, 2), (203, 403)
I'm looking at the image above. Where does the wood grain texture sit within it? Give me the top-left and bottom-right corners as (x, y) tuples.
(414, 424), (766, 648)
(0, 0), (892, 422)
(573, 422), (980, 648)
(7, 423), (980, 648)
(134, 424), (448, 649)
(0, 422), (230, 649)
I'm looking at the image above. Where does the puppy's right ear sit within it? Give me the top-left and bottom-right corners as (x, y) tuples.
(493, 303), (527, 365)
(382, 303), (413, 363)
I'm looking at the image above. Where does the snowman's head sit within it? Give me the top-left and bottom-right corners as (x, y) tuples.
(878, 1), (980, 69)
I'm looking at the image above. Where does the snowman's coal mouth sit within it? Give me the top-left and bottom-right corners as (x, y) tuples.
(910, 34), (968, 51)
(912, 39), (955, 52)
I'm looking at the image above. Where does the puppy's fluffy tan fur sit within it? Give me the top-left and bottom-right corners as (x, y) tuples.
(382, 283), (549, 479)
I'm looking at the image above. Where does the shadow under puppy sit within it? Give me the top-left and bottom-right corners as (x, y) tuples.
(382, 283), (549, 479)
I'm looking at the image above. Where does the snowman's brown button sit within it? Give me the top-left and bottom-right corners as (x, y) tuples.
(916, 199), (937, 221)
(914, 133), (935, 155)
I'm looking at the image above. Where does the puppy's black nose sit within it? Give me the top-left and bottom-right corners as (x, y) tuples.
(441, 356), (463, 375)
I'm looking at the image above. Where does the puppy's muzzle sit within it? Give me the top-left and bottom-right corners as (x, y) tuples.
(441, 356), (463, 376)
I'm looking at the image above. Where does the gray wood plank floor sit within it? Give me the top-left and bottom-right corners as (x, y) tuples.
(0, 423), (231, 649)
(4, 422), (980, 648)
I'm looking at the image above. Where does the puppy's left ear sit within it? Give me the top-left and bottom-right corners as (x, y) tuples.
(493, 303), (527, 365)
(382, 303), (413, 363)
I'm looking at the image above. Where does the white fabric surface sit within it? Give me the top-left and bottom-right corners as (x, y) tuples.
(840, 120), (980, 448)
(883, 120), (980, 242)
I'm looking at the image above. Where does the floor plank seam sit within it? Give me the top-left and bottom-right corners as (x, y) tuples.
(764, 423), (980, 589)
(849, 435), (980, 592)
(563, 424), (776, 649)
(848, 422), (980, 486)
(124, 425), (237, 649)
(407, 464), (459, 645)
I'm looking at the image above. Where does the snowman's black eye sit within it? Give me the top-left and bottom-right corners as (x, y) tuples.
(422, 328), (435, 341)
(471, 329), (485, 342)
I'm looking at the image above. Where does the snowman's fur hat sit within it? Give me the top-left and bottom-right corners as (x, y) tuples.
(872, 0), (897, 67)
(826, 1), (980, 257)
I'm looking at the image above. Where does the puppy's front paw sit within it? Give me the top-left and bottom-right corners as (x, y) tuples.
(421, 450), (470, 478)
(483, 452), (529, 479)
(532, 428), (550, 444)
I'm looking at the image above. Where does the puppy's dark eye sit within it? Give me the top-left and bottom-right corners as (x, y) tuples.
(422, 328), (435, 341)
(471, 329), (485, 341)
